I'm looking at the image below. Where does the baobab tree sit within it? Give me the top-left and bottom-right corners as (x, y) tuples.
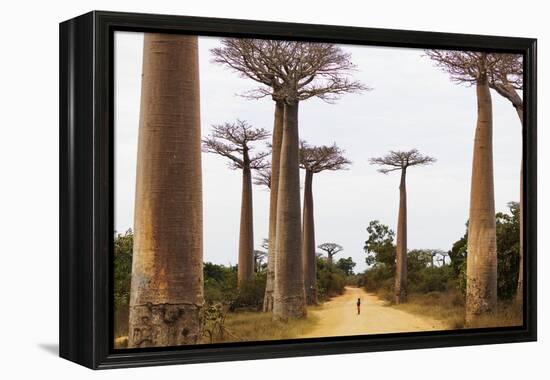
(300, 141), (351, 304)
(370, 149), (435, 304)
(426, 50), (507, 321)
(128, 34), (203, 348)
(212, 39), (368, 319)
(318, 243), (344, 266)
(488, 54), (524, 304)
(202, 120), (270, 287)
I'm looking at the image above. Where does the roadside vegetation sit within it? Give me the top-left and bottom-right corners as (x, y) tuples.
(114, 231), (351, 348)
(359, 202), (522, 329)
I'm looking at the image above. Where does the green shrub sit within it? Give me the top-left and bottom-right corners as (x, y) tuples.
(231, 272), (267, 311)
(316, 256), (346, 301)
(408, 265), (456, 293)
(361, 264), (393, 292)
(204, 262), (266, 311)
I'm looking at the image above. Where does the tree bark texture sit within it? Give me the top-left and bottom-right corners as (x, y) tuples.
(516, 164), (524, 304)
(263, 100), (284, 312)
(515, 98), (524, 305)
(238, 164), (254, 287)
(273, 101), (307, 320)
(466, 81), (497, 323)
(394, 168), (408, 304)
(128, 34), (204, 348)
(493, 83), (523, 305)
(302, 169), (317, 305)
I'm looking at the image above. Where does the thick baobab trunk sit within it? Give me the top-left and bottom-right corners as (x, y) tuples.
(128, 34), (204, 348)
(264, 100), (284, 312)
(273, 101), (307, 320)
(394, 168), (407, 304)
(238, 163), (254, 287)
(302, 169), (317, 304)
(466, 81), (497, 324)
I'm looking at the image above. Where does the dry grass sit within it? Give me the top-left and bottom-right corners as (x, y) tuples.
(392, 291), (466, 329)
(467, 301), (523, 329)
(391, 291), (523, 330)
(211, 307), (321, 343)
(114, 307), (321, 348)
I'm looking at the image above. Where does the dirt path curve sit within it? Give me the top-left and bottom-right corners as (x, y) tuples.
(300, 286), (447, 338)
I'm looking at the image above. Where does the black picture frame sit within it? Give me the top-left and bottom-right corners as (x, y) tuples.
(59, 10), (537, 370)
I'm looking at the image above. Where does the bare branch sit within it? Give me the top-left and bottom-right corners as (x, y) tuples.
(318, 242), (344, 258)
(425, 50), (523, 90)
(299, 140), (351, 173)
(253, 167), (272, 189)
(211, 38), (370, 103)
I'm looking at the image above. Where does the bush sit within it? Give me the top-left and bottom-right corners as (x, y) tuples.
(361, 261), (457, 303)
(231, 272), (267, 311)
(204, 262), (266, 311)
(361, 264), (393, 293)
(408, 265), (456, 294)
(204, 262), (238, 305)
(316, 257), (346, 301)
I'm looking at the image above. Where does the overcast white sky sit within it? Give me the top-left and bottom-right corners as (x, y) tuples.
(114, 32), (521, 272)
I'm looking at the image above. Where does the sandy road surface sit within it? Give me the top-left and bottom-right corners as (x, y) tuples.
(300, 287), (447, 338)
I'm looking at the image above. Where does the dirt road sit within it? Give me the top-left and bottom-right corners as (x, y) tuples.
(300, 287), (447, 338)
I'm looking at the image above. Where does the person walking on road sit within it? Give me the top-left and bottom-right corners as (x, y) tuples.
(357, 298), (361, 315)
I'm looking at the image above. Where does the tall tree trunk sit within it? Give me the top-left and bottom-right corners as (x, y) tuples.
(128, 34), (203, 348)
(327, 253), (333, 266)
(466, 80), (497, 324)
(493, 83), (524, 305)
(273, 101), (307, 320)
(302, 169), (317, 304)
(263, 100), (284, 312)
(238, 164), (254, 287)
(515, 101), (524, 306)
(395, 168), (407, 304)
(517, 164), (523, 304)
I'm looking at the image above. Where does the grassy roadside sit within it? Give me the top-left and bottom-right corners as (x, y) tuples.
(213, 307), (321, 343)
(114, 305), (322, 348)
(388, 291), (523, 329)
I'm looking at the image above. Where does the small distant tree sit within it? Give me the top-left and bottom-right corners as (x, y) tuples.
(370, 149), (435, 303)
(203, 120), (270, 287)
(435, 251), (450, 266)
(318, 243), (344, 266)
(336, 257), (356, 276)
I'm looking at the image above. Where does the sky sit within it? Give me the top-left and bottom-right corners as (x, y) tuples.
(114, 32), (521, 273)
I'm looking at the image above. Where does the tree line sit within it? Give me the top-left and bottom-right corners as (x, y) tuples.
(361, 201), (520, 310)
(122, 33), (523, 348)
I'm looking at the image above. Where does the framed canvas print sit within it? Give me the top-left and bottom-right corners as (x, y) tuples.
(59, 11), (537, 369)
